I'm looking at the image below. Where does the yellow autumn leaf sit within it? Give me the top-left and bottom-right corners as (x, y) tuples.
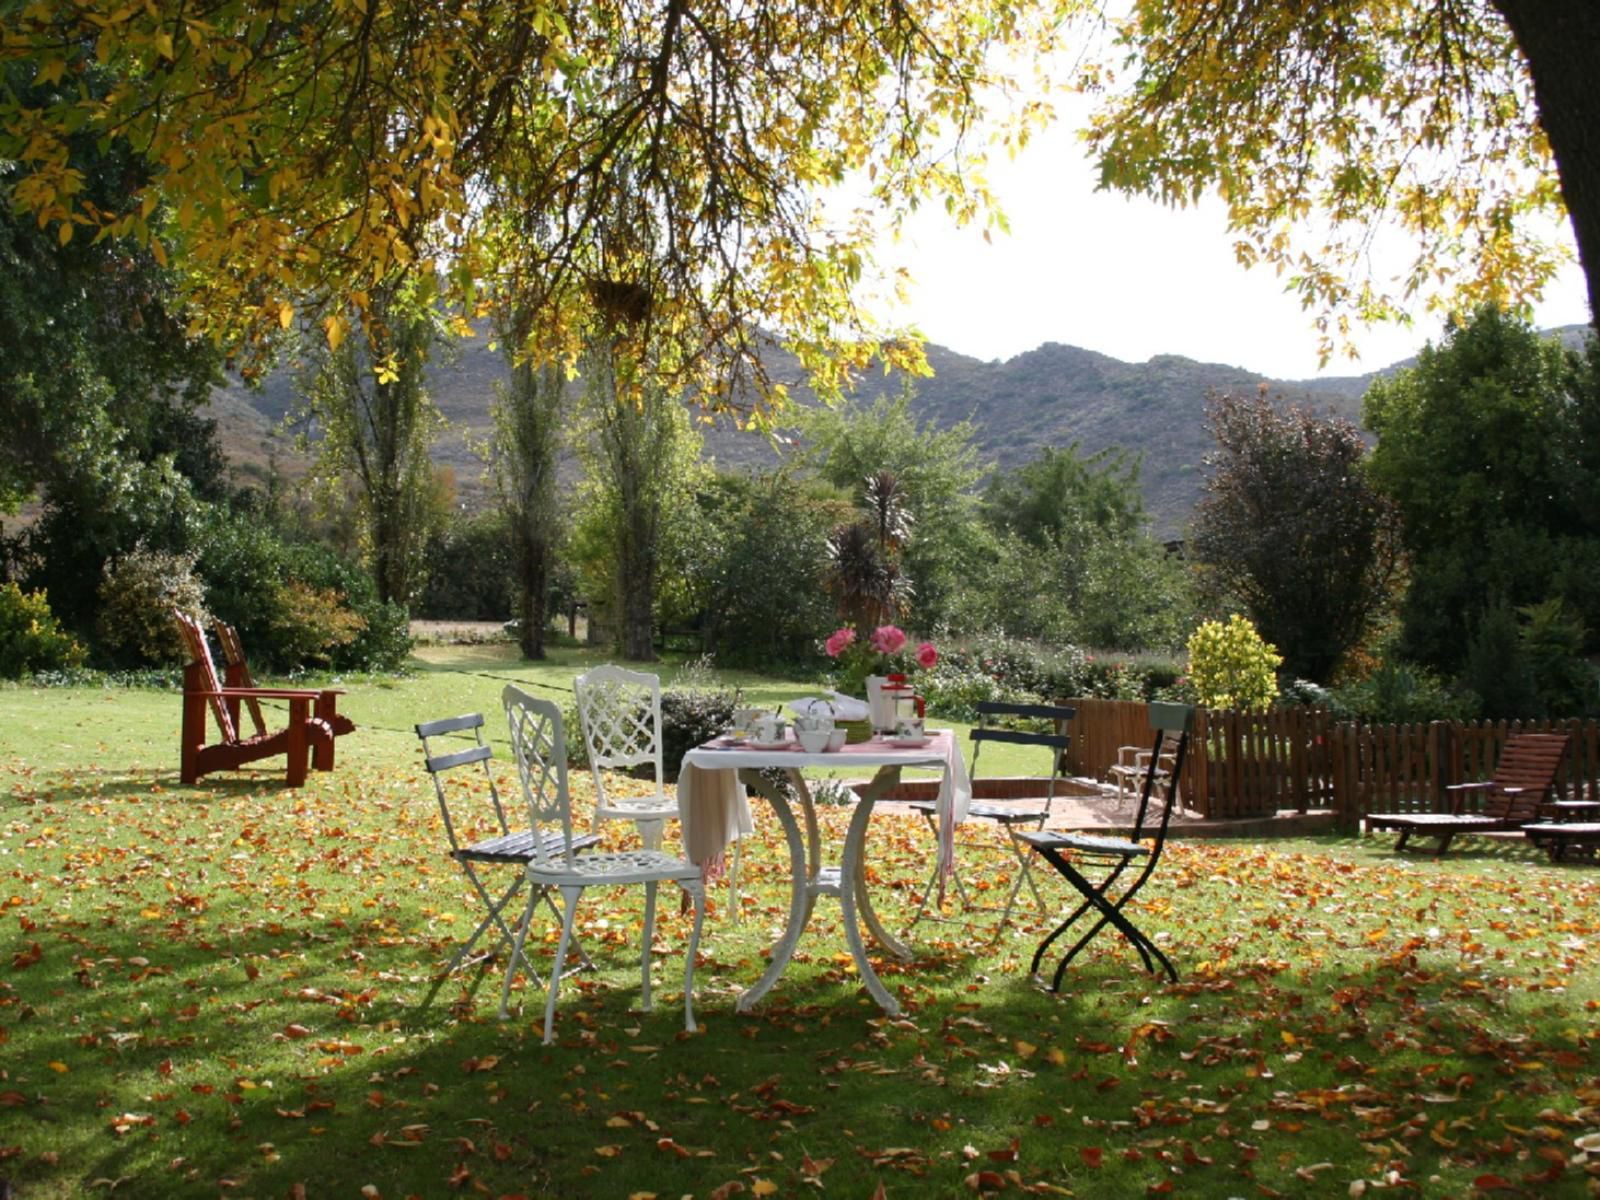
(1014, 1040), (1037, 1059)
(154, 31), (174, 60)
(278, 302), (293, 330)
(751, 1182), (778, 1197)
(57, 221), (73, 246)
(48, 1061), (68, 1073)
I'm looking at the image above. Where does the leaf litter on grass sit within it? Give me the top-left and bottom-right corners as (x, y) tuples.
(2, 703), (1600, 1197)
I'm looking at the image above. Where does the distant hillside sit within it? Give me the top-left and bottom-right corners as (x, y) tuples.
(209, 323), (1592, 539)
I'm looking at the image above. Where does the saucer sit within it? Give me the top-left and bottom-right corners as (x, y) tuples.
(745, 739), (795, 751)
(886, 735), (932, 748)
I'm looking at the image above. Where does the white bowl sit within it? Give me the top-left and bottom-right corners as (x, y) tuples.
(797, 729), (831, 754)
(826, 728), (847, 752)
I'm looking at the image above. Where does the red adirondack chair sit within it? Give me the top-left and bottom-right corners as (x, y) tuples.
(214, 621), (355, 744)
(173, 611), (348, 787)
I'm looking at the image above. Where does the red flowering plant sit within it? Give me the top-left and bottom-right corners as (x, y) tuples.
(823, 622), (938, 698)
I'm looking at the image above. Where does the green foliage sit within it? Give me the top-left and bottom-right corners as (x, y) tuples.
(803, 387), (988, 630)
(489, 350), (567, 659)
(0, 62), (220, 516)
(93, 544), (208, 667)
(983, 442), (1144, 544)
(1186, 615), (1281, 712)
(1330, 659), (1476, 725)
(918, 630), (1189, 720)
(966, 445), (1197, 653)
(195, 506), (410, 673)
(572, 344), (705, 660)
(1365, 308), (1600, 673)
(300, 278), (448, 607)
(686, 472), (842, 668)
(417, 510), (518, 621)
(0, 583), (86, 679)
(1192, 389), (1398, 682)
(1461, 603), (1540, 722)
(1517, 598), (1598, 717)
(658, 687), (739, 784)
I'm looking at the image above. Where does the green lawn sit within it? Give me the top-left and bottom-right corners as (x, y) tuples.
(1, 645), (1598, 1197)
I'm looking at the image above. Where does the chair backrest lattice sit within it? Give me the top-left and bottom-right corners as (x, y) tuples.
(415, 713), (512, 857)
(574, 665), (664, 783)
(173, 609), (238, 744)
(503, 685), (578, 871)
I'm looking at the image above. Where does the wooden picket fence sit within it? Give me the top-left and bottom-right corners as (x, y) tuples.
(1063, 698), (1600, 827)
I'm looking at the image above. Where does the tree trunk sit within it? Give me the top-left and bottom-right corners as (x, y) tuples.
(617, 529), (657, 661)
(1492, 0), (1600, 326)
(515, 531), (548, 660)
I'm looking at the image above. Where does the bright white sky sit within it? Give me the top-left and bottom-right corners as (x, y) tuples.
(867, 117), (1591, 381)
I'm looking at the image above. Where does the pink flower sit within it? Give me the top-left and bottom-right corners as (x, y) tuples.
(824, 627), (856, 658)
(870, 625), (907, 655)
(915, 641), (938, 670)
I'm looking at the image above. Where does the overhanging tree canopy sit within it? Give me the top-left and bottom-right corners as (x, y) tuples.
(1, 0), (1063, 408)
(1082, 0), (1598, 360)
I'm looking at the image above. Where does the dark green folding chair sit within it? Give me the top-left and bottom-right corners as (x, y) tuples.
(1019, 702), (1193, 989)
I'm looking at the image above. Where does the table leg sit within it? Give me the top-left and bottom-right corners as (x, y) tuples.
(852, 767), (911, 962)
(786, 769), (824, 927)
(839, 792), (901, 1016)
(735, 771), (810, 1014)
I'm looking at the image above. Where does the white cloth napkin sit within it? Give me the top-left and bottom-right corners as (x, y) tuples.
(676, 763), (754, 879)
(821, 692), (871, 722)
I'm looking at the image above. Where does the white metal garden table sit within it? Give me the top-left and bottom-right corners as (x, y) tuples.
(677, 731), (971, 1017)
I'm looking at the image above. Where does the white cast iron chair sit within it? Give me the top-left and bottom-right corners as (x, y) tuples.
(573, 665), (679, 850)
(501, 685), (706, 1043)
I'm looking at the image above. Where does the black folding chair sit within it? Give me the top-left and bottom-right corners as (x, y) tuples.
(415, 713), (599, 983)
(1019, 702), (1193, 989)
(906, 700), (1076, 930)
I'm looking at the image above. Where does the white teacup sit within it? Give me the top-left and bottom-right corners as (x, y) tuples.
(797, 728), (831, 754)
(751, 714), (787, 743)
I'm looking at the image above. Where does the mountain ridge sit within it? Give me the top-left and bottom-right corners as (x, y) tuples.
(211, 324), (1591, 539)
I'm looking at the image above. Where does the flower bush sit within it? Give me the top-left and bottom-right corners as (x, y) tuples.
(823, 622), (937, 698)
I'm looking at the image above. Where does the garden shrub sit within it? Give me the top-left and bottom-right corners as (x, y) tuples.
(1332, 659), (1475, 724)
(0, 584), (87, 678)
(1518, 598), (1598, 717)
(658, 686), (737, 783)
(267, 580), (367, 666)
(1461, 602), (1539, 720)
(1186, 615), (1280, 711)
(197, 506), (411, 673)
(94, 544), (208, 666)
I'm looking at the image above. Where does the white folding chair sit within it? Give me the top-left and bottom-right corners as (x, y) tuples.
(1107, 744), (1177, 813)
(414, 713), (598, 984)
(501, 685), (706, 1043)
